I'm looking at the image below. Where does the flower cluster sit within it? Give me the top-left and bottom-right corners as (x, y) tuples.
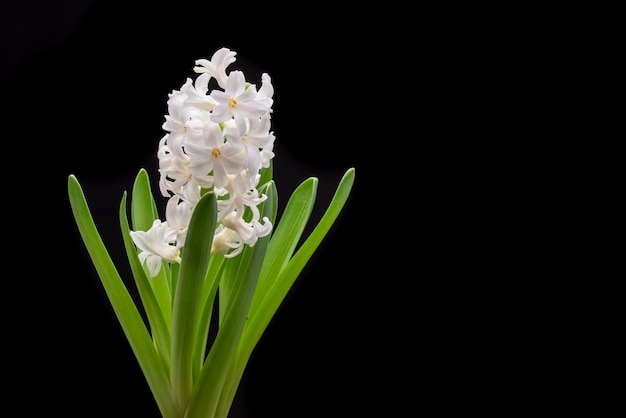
(130, 48), (275, 277)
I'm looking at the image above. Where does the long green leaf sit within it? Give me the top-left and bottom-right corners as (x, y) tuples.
(185, 184), (275, 418)
(218, 245), (248, 326)
(245, 168), (354, 348)
(192, 253), (224, 381)
(170, 191), (217, 411)
(212, 178), (316, 417)
(67, 174), (180, 418)
(119, 191), (171, 374)
(215, 169), (354, 418)
(131, 169), (172, 328)
(219, 181), (277, 326)
(248, 178), (316, 318)
(247, 167), (354, 348)
(130, 168), (159, 231)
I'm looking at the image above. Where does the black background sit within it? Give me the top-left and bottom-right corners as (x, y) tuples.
(1, 1), (422, 416)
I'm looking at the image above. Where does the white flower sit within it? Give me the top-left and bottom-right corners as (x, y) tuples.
(162, 82), (206, 161)
(216, 177), (267, 223)
(220, 212), (272, 248)
(184, 120), (244, 189)
(259, 141), (275, 169)
(258, 73), (274, 109)
(164, 196), (194, 248)
(133, 48), (276, 273)
(224, 113), (274, 172)
(193, 47), (237, 89)
(157, 134), (192, 197)
(211, 224), (243, 257)
(180, 73), (219, 113)
(130, 219), (181, 277)
(209, 70), (270, 128)
(175, 179), (202, 209)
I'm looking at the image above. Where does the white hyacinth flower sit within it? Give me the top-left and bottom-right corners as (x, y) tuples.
(130, 219), (181, 277)
(193, 47), (237, 89)
(129, 46), (277, 276)
(209, 70), (270, 128)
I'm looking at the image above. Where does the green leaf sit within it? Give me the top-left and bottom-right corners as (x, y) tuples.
(249, 178), (315, 318)
(258, 159), (273, 188)
(170, 191), (217, 410)
(217, 245), (249, 326)
(131, 168), (159, 231)
(216, 168), (356, 416)
(249, 168), (354, 344)
(192, 253), (224, 381)
(185, 183), (275, 418)
(249, 167), (354, 346)
(130, 168), (172, 328)
(67, 174), (180, 418)
(119, 191), (172, 374)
